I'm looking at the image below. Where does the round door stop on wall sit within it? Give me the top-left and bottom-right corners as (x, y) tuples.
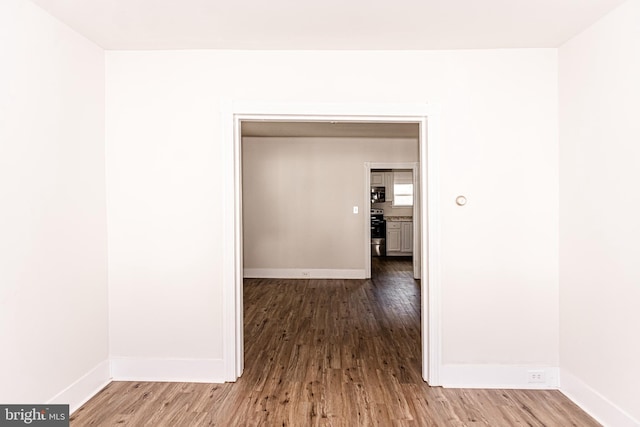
(455, 195), (467, 206)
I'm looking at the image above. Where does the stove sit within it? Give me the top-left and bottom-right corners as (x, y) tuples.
(371, 208), (386, 256)
(371, 208), (385, 238)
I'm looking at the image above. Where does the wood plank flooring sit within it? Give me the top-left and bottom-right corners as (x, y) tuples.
(71, 257), (600, 426)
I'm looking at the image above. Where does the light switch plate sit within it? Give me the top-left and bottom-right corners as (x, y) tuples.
(353, 206), (359, 214)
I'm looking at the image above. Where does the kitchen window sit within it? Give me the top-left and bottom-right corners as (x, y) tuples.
(393, 171), (413, 207)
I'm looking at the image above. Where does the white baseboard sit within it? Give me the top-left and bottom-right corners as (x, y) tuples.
(47, 360), (111, 414)
(440, 364), (559, 389)
(110, 358), (227, 383)
(560, 369), (639, 427)
(243, 268), (366, 279)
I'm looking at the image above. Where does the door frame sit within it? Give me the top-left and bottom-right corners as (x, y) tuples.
(365, 162), (420, 279)
(221, 100), (442, 385)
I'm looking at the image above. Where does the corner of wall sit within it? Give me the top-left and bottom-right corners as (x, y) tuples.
(560, 369), (640, 427)
(47, 361), (111, 414)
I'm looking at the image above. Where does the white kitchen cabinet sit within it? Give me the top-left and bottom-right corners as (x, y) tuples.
(371, 172), (385, 186)
(401, 222), (413, 253)
(371, 171), (395, 202)
(386, 220), (413, 256)
(386, 222), (402, 253)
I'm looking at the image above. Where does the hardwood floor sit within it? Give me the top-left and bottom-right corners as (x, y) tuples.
(71, 257), (600, 426)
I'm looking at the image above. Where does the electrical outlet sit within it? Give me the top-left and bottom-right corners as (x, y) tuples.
(301, 271), (310, 278)
(527, 370), (545, 383)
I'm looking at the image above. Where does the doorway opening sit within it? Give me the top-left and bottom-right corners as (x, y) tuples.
(366, 163), (420, 281)
(221, 102), (441, 386)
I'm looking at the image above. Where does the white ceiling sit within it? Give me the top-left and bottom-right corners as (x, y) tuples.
(28, 0), (626, 50)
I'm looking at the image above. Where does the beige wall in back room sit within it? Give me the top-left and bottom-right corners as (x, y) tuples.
(242, 137), (418, 271)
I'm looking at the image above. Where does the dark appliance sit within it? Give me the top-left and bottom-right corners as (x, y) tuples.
(371, 208), (386, 257)
(371, 186), (385, 203)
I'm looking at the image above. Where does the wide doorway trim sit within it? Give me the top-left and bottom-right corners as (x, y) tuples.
(221, 101), (442, 385)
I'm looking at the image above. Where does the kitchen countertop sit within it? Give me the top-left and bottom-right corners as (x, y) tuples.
(385, 216), (413, 221)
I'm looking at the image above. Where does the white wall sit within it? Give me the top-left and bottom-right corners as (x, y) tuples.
(0, 0), (108, 409)
(5, 0), (638, 418)
(242, 137), (418, 276)
(106, 49), (559, 381)
(559, 0), (640, 424)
